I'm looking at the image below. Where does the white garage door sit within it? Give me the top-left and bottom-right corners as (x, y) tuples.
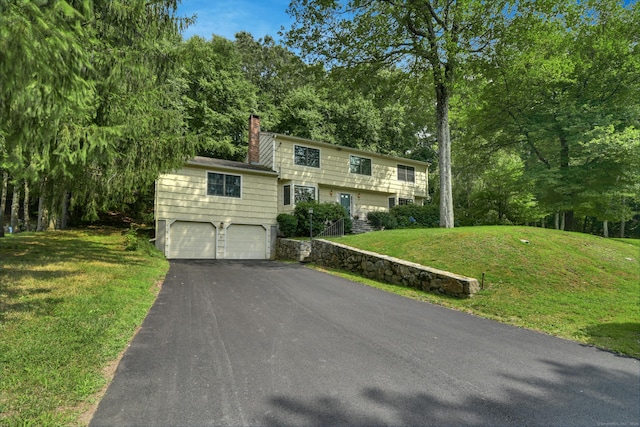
(226, 224), (267, 259)
(169, 221), (216, 259)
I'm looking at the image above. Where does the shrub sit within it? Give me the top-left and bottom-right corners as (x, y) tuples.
(294, 201), (352, 237)
(367, 211), (398, 230)
(277, 213), (298, 238)
(124, 226), (139, 251)
(391, 204), (439, 228)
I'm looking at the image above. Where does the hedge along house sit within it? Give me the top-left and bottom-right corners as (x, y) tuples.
(155, 115), (429, 259)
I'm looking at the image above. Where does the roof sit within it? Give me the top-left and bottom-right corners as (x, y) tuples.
(262, 132), (431, 168)
(186, 156), (278, 176)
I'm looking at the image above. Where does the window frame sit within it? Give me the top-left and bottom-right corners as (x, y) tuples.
(398, 198), (414, 205)
(349, 155), (372, 176)
(283, 184), (291, 206)
(206, 171), (242, 198)
(293, 185), (317, 203)
(388, 197), (396, 209)
(294, 145), (321, 168)
(397, 164), (415, 183)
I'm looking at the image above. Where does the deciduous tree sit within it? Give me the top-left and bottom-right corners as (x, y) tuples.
(286, 0), (529, 227)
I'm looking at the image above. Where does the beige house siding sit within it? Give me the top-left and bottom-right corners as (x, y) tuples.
(261, 133), (429, 216)
(156, 167), (276, 222)
(156, 163), (277, 259)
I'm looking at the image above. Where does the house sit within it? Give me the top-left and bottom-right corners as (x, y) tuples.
(155, 115), (429, 259)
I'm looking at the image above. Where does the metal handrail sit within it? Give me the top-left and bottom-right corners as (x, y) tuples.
(316, 218), (345, 238)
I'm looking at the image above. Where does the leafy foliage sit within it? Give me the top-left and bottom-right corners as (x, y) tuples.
(366, 211), (398, 230)
(293, 201), (352, 237)
(277, 213), (298, 238)
(391, 204), (440, 228)
(182, 36), (258, 160)
(466, 1), (639, 230)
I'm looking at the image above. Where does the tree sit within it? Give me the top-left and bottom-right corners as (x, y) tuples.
(468, 1), (639, 230)
(286, 0), (531, 227)
(181, 35), (259, 161)
(234, 31), (320, 130)
(1, 1), (199, 225)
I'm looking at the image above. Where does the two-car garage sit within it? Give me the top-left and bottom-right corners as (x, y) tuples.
(165, 221), (268, 260)
(154, 156), (279, 261)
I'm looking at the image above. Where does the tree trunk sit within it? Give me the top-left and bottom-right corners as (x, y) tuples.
(23, 180), (30, 232)
(0, 171), (7, 237)
(559, 134), (575, 231)
(436, 82), (454, 228)
(560, 211), (565, 231)
(37, 180), (47, 232)
(10, 183), (20, 232)
(564, 210), (574, 231)
(555, 212), (560, 230)
(60, 191), (70, 230)
(620, 196), (626, 238)
(603, 220), (609, 238)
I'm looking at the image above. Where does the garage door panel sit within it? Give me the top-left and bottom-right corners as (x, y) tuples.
(170, 221), (216, 259)
(226, 225), (266, 259)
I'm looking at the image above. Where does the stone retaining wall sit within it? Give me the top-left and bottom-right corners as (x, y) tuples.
(275, 238), (311, 262)
(276, 238), (479, 298)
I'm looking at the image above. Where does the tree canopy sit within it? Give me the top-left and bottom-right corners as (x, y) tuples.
(1, 0), (638, 238)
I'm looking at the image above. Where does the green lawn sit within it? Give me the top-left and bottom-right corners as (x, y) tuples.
(329, 226), (640, 358)
(0, 229), (169, 426)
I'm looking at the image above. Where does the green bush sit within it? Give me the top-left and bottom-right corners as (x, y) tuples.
(277, 213), (298, 237)
(391, 204), (439, 228)
(124, 226), (139, 251)
(367, 211), (398, 230)
(294, 201), (352, 237)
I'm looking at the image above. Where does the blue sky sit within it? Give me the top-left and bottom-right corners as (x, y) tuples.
(177, 0), (293, 41)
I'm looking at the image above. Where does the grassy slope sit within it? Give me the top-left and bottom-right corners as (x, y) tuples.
(331, 226), (640, 358)
(0, 229), (169, 426)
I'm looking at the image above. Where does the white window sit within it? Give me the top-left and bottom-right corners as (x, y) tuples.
(397, 164), (415, 183)
(207, 172), (241, 198)
(294, 185), (316, 203)
(294, 145), (320, 168)
(399, 198), (414, 205)
(350, 155), (372, 176)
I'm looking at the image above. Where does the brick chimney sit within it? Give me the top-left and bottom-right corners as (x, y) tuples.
(247, 114), (260, 164)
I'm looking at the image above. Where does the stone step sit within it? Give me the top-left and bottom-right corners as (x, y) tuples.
(351, 218), (374, 234)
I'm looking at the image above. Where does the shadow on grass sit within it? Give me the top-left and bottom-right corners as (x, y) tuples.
(0, 285), (64, 321)
(263, 359), (640, 426)
(582, 322), (640, 357)
(0, 232), (148, 267)
(0, 230), (150, 322)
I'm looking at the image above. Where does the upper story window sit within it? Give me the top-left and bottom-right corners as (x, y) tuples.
(350, 155), (372, 176)
(294, 145), (320, 168)
(207, 172), (241, 198)
(397, 164), (415, 183)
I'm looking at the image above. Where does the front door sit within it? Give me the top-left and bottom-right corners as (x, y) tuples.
(340, 193), (352, 216)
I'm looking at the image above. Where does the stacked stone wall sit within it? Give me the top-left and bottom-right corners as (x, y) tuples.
(276, 238), (479, 298)
(276, 238), (311, 262)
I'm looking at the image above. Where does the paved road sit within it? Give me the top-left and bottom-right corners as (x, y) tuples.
(90, 260), (639, 427)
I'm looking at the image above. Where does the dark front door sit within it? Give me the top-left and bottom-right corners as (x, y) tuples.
(340, 193), (352, 216)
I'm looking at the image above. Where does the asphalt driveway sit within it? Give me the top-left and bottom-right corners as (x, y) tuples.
(90, 260), (639, 426)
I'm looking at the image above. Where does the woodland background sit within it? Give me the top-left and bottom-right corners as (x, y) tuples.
(1, 0), (638, 237)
